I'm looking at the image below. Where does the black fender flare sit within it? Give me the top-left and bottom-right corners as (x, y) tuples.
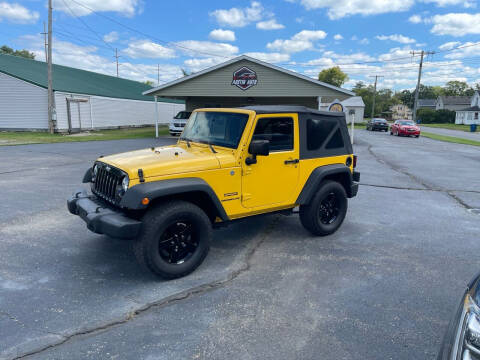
(296, 164), (356, 205)
(82, 167), (93, 183)
(120, 177), (229, 221)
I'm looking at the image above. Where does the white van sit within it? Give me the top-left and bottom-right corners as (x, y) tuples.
(169, 111), (192, 136)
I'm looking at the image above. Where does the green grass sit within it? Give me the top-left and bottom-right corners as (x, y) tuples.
(421, 123), (480, 132)
(421, 131), (480, 147)
(0, 126), (169, 146)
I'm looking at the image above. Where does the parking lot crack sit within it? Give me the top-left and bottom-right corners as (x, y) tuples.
(365, 144), (473, 210)
(11, 217), (279, 360)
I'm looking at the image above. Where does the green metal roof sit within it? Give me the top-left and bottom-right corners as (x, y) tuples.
(0, 53), (183, 104)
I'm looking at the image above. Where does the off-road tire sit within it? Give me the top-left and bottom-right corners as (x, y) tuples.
(133, 200), (212, 279)
(299, 180), (348, 236)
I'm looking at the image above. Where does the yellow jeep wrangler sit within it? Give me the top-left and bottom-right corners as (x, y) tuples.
(68, 106), (360, 279)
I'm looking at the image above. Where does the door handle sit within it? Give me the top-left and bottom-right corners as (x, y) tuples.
(284, 159), (299, 165)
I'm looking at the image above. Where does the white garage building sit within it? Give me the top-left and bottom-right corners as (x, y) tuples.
(0, 53), (184, 132)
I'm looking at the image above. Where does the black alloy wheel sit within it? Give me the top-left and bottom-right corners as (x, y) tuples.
(299, 180), (348, 236)
(318, 192), (340, 225)
(158, 220), (198, 264)
(134, 200), (211, 279)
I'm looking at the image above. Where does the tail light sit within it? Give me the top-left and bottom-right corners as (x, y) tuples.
(353, 155), (357, 168)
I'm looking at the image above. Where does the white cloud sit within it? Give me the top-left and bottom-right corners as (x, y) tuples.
(408, 14), (422, 23)
(297, 0), (414, 20)
(122, 40), (176, 59)
(256, 19), (285, 30)
(175, 41), (239, 57)
(359, 38), (370, 45)
(53, 0), (141, 17)
(210, 1), (265, 27)
(422, 0), (475, 7)
(378, 46), (414, 61)
(292, 30), (327, 41)
(429, 13), (480, 36)
(266, 30), (326, 53)
(438, 41), (461, 50)
(183, 57), (228, 73)
(333, 34), (343, 40)
(21, 34), (181, 83)
(244, 52), (290, 63)
(443, 42), (480, 59)
(376, 34), (416, 44)
(209, 29), (236, 42)
(103, 31), (119, 43)
(0, 2), (39, 23)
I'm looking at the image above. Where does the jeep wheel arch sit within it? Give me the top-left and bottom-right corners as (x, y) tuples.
(120, 178), (229, 222)
(296, 164), (354, 205)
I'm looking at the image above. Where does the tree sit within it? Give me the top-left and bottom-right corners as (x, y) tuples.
(0, 45), (35, 59)
(442, 81), (474, 96)
(181, 68), (191, 77)
(144, 80), (155, 86)
(318, 66), (348, 87)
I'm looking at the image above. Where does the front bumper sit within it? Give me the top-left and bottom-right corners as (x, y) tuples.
(67, 189), (141, 239)
(372, 125), (388, 131)
(399, 129), (420, 136)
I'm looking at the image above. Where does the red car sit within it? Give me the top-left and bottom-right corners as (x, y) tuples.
(390, 120), (420, 137)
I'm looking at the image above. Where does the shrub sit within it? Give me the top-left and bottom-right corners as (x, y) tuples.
(417, 108), (456, 124)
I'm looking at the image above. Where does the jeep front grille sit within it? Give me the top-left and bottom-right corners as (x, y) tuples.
(92, 164), (123, 204)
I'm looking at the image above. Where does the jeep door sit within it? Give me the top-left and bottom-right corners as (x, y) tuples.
(241, 114), (300, 208)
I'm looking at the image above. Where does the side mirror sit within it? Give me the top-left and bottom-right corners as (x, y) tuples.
(246, 140), (269, 165)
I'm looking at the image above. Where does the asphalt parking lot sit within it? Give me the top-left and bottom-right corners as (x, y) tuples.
(0, 130), (479, 360)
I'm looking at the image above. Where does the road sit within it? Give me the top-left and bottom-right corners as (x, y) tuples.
(420, 125), (480, 141)
(0, 132), (479, 359)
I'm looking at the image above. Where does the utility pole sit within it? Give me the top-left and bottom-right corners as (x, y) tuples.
(114, 48), (120, 77)
(157, 64), (160, 86)
(47, 0), (56, 134)
(411, 50), (435, 123)
(41, 22), (48, 62)
(369, 75), (383, 119)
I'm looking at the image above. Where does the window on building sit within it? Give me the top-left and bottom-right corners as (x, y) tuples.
(475, 112), (479, 120)
(252, 117), (294, 152)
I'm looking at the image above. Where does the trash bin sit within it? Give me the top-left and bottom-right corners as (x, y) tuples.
(470, 124), (477, 132)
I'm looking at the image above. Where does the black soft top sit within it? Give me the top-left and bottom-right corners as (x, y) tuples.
(239, 105), (345, 117)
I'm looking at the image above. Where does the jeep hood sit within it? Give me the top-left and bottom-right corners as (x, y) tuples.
(99, 144), (222, 180)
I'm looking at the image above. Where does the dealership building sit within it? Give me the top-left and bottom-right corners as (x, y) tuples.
(144, 55), (361, 120)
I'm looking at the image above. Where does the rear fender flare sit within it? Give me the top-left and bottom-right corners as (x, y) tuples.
(296, 164), (353, 205)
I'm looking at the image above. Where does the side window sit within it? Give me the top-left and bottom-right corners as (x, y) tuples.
(325, 128), (345, 149)
(252, 117), (294, 152)
(306, 118), (337, 150)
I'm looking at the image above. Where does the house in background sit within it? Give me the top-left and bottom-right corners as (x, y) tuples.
(435, 96), (471, 111)
(0, 53), (184, 132)
(390, 104), (413, 120)
(455, 91), (480, 125)
(417, 99), (436, 110)
(319, 96), (365, 123)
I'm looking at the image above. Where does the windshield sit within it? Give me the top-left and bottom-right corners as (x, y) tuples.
(174, 111), (192, 119)
(181, 111), (249, 148)
(373, 119), (386, 123)
(398, 121), (415, 125)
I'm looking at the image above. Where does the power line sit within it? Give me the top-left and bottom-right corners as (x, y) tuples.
(60, 0), (115, 52)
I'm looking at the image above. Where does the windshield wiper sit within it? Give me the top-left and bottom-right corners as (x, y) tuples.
(208, 143), (217, 154)
(180, 137), (191, 148)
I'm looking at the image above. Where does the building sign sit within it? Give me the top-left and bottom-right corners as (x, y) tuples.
(232, 67), (258, 91)
(328, 101), (344, 112)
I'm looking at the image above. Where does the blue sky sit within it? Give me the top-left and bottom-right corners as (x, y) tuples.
(1, 0), (480, 90)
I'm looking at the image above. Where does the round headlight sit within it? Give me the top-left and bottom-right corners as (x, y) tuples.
(121, 176), (129, 192)
(92, 164), (98, 182)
